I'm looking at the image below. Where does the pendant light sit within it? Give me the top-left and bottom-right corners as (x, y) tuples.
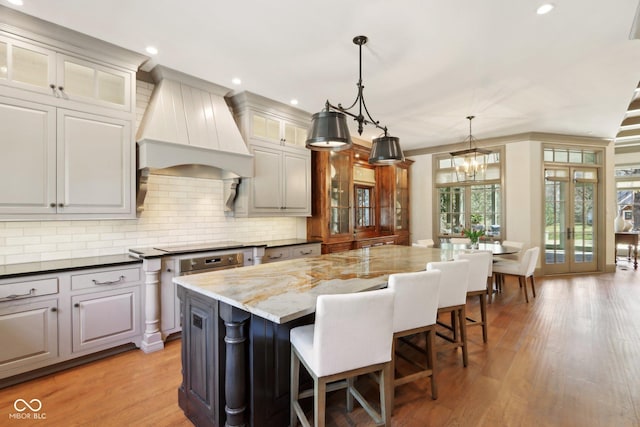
(449, 116), (492, 182)
(306, 35), (404, 165)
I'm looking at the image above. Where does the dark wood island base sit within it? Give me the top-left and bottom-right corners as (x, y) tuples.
(177, 285), (313, 427)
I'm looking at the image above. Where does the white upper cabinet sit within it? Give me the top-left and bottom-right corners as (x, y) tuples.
(0, 33), (133, 113)
(0, 9), (146, 220)
(250, 111), (308, 148)
(0, 97), (131, 217)
(229, 91), (311, 217)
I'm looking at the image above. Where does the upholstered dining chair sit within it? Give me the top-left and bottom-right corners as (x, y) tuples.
(387, 269), (442, 410)
(290, 289), (395, 427)
(454, 251), (492, 343)
(493, 246), (540, 303)
(426, 259), (470, 367)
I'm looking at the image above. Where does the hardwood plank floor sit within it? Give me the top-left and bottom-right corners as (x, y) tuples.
(1, 263), (639, 426)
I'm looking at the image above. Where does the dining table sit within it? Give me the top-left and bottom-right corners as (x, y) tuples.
(437, 242), (521, 258)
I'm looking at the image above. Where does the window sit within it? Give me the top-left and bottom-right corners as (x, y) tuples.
(615, 166), (640, 231)
(434, 148), (503, 240)
(354, 185), (375, 229)
(471, 184), (501, 237)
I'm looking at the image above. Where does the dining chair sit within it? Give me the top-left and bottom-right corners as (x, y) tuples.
(426, 259), (470, 367)
(412, 238), (435, 248)
(449, 237), (471, 245)
(290, 289), (395, 427)
(454, 251), (492, 343)
(493, 246), (540, 303)
(387, 269), (441, 410)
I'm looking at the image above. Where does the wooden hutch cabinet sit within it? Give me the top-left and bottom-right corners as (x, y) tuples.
(307, 142), (413, 254)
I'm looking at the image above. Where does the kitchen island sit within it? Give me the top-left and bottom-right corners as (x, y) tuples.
(173, 245), (447, 427)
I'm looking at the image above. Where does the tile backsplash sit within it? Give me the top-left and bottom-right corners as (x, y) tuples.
(0, 175), (302, 264)
(0, 81), (303, 265)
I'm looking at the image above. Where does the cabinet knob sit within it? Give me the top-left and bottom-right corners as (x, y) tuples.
(50, 203), (56, 208)
(51, 307), (57, 312)
(58, 203), (64, 208)
(58, 86), (64, 92)
(74, 303), (80, 308)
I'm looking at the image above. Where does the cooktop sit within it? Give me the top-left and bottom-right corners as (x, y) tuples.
(152, 241), (247, 253)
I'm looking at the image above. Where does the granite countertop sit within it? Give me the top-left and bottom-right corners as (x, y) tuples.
(174, 245), (449, 324)
(0, 254), (142, 280)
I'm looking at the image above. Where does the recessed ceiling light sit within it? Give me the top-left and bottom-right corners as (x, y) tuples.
(7, 0), (24, 6)
(232, 77), (242, 85)
(145, 46), (158, 55)
(290, 99), (299, 106)
(536, 3), (554, 15)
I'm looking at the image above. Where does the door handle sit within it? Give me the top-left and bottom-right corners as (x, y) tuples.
(567, 227), (573, 240)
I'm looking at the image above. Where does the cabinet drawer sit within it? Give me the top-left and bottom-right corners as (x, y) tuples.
(291, 244), (321, 259)
(71, 267), (141, 291)
(0, 278), (58, 301)
(264, 247), (291, 263)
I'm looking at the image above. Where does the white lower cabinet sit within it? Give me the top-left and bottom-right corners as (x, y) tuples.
(0, 298), (59, 376)
(71, 286), (141, 353)
(0, 264), (143, 381)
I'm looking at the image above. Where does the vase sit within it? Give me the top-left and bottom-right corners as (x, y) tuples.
(470, 241), (479, 249)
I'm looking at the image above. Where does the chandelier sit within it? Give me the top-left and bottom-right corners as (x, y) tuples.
(305, 35), (404, 165)
(449, 116), (491, 182)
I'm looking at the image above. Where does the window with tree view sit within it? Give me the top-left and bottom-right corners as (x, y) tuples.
(616, 166), (640, 232)
(434, 149), (502, 240)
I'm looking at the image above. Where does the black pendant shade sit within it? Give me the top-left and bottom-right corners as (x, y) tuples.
(369, 135), (404, 165)
(305, 110), (352, 151)
(305, 35), (403, 164)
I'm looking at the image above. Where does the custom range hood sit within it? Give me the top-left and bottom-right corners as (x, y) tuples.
(136, 65), (253, 212)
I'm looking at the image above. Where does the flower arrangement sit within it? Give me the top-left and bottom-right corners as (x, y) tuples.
(462, 228), (485, 244)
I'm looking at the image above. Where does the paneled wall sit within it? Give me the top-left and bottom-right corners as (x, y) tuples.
(0, 81), (303, 265)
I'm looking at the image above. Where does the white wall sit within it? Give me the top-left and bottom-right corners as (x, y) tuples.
(408, 154), (433, 243)
(504, 140), (543, 247)
(0, 81), (304, 265)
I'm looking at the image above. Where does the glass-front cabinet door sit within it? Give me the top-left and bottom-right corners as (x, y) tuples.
(58, 54), (130, 111)
(395, 167), (409, 231)
(329, 151), (351, 237)
(0, 34), (56, 95)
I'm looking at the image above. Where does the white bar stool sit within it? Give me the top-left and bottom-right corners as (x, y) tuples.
(455, 251), (492, 342)
(289, 288), (395, 427)
(427, 259), (470, 367)
(387, 270), (441, 410)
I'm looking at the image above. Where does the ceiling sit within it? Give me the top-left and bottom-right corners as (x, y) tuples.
(7, 0), (640, 152)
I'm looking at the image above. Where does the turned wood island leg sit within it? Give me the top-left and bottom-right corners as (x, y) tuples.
(220, 304), (250, 427)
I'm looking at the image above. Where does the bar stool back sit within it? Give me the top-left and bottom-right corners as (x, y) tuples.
(387, 270), (441, 410)
(290, 288), (395, 427)
(426, 259), (470, 367)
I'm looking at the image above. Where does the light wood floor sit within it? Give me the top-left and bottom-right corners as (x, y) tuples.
(1, 262), (639, 427)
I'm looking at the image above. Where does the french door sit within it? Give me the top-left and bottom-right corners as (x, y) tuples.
(544, 167), (598, 273)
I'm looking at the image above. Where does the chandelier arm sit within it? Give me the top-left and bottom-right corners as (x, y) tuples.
(325, 100), (386, 133)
